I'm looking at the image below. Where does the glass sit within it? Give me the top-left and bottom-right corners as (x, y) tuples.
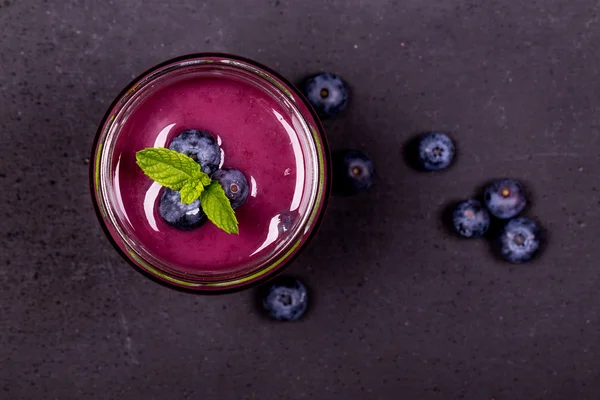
(90, 54), (330, 293)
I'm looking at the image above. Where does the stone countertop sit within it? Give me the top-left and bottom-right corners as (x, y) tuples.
(1, 0), (599, 399)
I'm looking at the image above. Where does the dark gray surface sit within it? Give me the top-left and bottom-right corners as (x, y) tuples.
(2, 0), (600, 399)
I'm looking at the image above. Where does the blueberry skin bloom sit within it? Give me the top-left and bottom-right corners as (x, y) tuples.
(211, 168), (249, 209)
(262, 277), (309, 321)
(417, 132), (455, 171)
(168, 129), (222, 175)
(452, 199), (491, 238)
(484, 179), (527, 219)
(302, 72), (349, 119)
(158, 188), (206, 230)
(498, 217), (541, 263)
(332, 150), (375, 195)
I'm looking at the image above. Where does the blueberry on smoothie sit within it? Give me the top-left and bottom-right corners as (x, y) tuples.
(302, 72), (349, 118)
(262, 276), (308, 321)
(452, 199), (491, 238)
(211, 168), (249, 209)
(168, 129), (222, 175)
(484, 178), (527, 219)
(498, 217), (541, 263)
(158, 188), (207, 230)
(417, 132), (455, 171)
(332, 150), (375, 195)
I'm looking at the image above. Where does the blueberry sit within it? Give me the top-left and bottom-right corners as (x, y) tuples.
(498, 217), (541, 263)
(484, 179), (527, 219)
(332, 150), (375, 195)
(211, 168), (249, 209)
(417, 132), (455, 171)
(302, 72), (349, 118)
(158, 188), (206, 230)
(262, 276), (308, 321)
(452, 199), (491, 238)
(168, 129), (222, 175)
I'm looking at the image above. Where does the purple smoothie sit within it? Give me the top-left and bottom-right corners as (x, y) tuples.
(109, 76), (306, 275)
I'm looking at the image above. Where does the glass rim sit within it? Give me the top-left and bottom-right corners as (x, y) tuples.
(89, 53), (331, 293)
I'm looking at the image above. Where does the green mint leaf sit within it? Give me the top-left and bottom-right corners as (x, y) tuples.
(197, 171), (212, 187)
(179, 179), (205, 204)
(200, 181), (238, 234)
(135, 148), (210, 190)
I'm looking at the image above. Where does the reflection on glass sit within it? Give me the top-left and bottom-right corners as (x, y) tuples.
(114, 156), (132, 227)
(251, 214), (283, 256)
(153, 123), (176, 148)
(143, 182), (162, 232)
(272, 109), (304, 212)
(250, 176), (258, 198)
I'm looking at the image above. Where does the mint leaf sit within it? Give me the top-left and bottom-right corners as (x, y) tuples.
(179, 179), (205, 204)
(200, 181), (238, 234)
(136, 148), (210, 190)
(197, 171), (212, 187)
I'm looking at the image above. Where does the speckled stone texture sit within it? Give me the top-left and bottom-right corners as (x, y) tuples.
(1, 0), (600, 399)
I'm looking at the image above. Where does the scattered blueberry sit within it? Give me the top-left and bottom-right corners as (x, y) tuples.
(302, 72), (349, 118)
(498, 217), (541, 263)
(452, 200), (491, 238)
(158, 188), (206, 230)
(262, 276), (308, 321)
(417, 132), (455, 171)
(277, 212), (295, 236)
(169, 129), (222, 175)
(484, 179), (527, 219)
(211, 168), (249, 209)
(333, 150), (375, 195)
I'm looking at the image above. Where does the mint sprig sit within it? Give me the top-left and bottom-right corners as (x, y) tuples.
(179, 179), (205, 204)
(136, 148), (239, 234)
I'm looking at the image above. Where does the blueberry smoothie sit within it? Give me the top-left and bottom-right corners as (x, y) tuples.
(92, 55), (329, 290)
(114, 76), (308, 274)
